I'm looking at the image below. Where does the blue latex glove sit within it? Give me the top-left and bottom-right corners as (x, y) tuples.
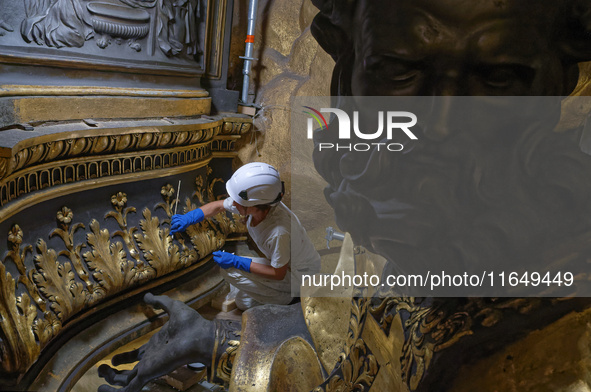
(212, 251), (252, 272)
(170, 208), (205, 234)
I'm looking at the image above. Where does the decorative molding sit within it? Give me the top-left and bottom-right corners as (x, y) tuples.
(0, 96), (212, 127)
(5, 125), (218, 177)
(211, 135), (241, 154)
(0, 116), (252, 214)
(0, 173), (246, 377)
(0, 143), (211, 208)
(0, 85), (209, 98)
(221, 119), (253, 135)
(0, 158), (213, 223)
(0, 51), (202, 77)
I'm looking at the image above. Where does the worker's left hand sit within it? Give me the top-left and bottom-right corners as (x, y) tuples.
(212, 251), (252, 272)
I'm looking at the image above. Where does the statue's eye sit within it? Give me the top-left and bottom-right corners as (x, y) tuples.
(479, 64), (534, 89)
(364, 55), (421, 83)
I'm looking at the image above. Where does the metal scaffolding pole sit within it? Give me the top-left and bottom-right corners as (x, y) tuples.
(240, 0), (259, 104)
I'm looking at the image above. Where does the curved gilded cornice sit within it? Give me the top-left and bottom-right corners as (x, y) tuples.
(0, 115), (252, 218)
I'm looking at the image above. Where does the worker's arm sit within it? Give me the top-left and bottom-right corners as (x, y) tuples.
(212, 251), (290, 281)
(249, 261), (289, 280)
(171, 200), (226, 234)
(199, 200), (226, 218)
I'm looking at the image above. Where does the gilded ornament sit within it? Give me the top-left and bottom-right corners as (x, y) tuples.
(0, 117), (251, 215)
(56, 206), (73, 225)
(0, 173), (246, 377)
(111, 192), (128, 209)
(51, 207), (94, 295)
(7, 225), (24, 246)
(315, 294), (379, 392)
(211, 319), (242, 384)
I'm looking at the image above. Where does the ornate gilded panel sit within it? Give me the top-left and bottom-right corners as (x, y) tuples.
(0, 169), (246, 380)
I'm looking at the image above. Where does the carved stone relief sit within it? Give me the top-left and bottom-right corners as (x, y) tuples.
(88, 2), (151, 51)
(19, 0), (201, 56)
(0, 19), (13, 36)
(0, 0), (218, 74)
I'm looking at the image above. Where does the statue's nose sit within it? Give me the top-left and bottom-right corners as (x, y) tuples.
(422, 96), (459, 142)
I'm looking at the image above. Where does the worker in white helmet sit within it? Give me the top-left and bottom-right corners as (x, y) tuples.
(170, 162), (321, 310)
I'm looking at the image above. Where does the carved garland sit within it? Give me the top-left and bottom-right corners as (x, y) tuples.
(0, 172), (246, 376)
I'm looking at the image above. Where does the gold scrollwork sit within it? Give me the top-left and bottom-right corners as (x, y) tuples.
(0, 173), (245, 376)
(314, 294), (379, 392)
(211, 319), (242, 385)
(366, 297), (545, 391)
(317, 339), (378, 392)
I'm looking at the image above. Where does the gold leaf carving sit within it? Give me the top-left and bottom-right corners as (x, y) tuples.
(0, 172), (246, 377)
(52, 207), (93, 293)
(368, 297), (473, 391)
(0, 262), (40, 374)
(314, 294), (378, 392)
(84, 219), (143, 296)
(318, 339), (378, 392)
(32, 240), (86, 322)
(135, 208), (184, 276)
(211, 319), (241, 385)
(0, 117), (253, 208)
(5, 225), (43, 310)
(0, 157), (8, 179)
(217, 339), (240, 383)
(106, 192), (150, 273)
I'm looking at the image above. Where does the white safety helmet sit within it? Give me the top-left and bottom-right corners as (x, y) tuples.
(226, 162), (284, 207)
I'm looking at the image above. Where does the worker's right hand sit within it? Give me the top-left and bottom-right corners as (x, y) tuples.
(170, 208), (205, 234)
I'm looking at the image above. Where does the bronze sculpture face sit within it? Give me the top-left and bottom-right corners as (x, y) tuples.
(312, 0), (591, 97)
(311, 0), (591, 282)
(351, 0), (580, 96)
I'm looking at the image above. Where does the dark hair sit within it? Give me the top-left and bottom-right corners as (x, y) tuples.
(253, 204), (272, 212)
